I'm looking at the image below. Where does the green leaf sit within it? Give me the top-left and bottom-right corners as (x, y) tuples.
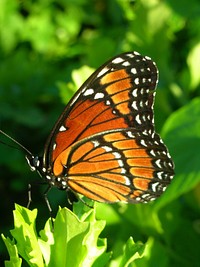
(1, 234), (22, 267)
(38, 219), (54, 266)
(133, 237), (169, 267)
(119, 237), (145, 267)
(10, 204), (44, 267)
(109, 237), (146, 267)
(48, 202), (108, 267)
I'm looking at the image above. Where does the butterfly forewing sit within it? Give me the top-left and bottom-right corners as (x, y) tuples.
(41, 51), (174, 203)
(44, 52), (158, 167)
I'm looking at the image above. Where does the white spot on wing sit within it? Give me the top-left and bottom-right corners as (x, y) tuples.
(145, 56), (151, 60)
(155, 159), (162, 168)
(118, 159), (124, 167)
(94, 92), (104, 99)
(142, 114), (147, 122)
(53, 143), (57, 150)
(140, 101), (144, 108)
(83, 88), (94, 96)
(131, 101), (138, 110)
(142, 129), (148, 136)
(124, 176), (131, 185)
(112, 57), (124, 64)
(131, 68), (137, 74)
(127, 131), (135, 138)
(151, 182), (159, 192)
(157, 171), (164, 179)
(93, 140), (100, 147)
(122, 61), (130, 66)
(140, 139), (147, 147)
(135, 196), (141, 201)
(121, 168), (126, 174)
(141, 193), (150, 199)
(113, 152), (121, 159)
(134, 78), (139, 85)
(162, 186), (167, 191)
(132, 89), (138, 97)
(127, 53), (136, 58)
(150, 149), (156, 157)
(102, 146), (112, 152)
(135, 114), (141, 124)
(59, 125), (67, 132)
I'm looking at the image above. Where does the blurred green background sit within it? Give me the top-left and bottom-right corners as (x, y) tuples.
(1, 0), (200, 266)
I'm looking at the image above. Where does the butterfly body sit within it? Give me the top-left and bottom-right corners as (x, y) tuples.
(24, 51), (174, 203)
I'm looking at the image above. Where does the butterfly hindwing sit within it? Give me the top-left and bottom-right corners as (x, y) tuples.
(51, 127), (174, 203)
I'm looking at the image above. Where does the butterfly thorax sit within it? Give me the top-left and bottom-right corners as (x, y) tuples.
(25, 154), (69, 190)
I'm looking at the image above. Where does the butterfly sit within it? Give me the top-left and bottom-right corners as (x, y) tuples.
(0, 51), (174, 204)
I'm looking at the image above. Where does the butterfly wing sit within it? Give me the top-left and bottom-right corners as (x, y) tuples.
(43, 52), (158, 170)
(41, 51), (174, 202)
(52, 128), (174, 203)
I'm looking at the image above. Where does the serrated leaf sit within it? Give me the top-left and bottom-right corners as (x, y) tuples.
(48, 205), (108, 267)
(48, 207), (89, 267)
(2, 203), (108, 267)
(1, 234), (22, 267)
(38, 219), (54, 266)
(10, 204), (44, 267)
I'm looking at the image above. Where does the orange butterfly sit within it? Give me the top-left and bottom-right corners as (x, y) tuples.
(0, 52), (174, 203)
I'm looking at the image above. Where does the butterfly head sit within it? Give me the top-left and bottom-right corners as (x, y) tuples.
(25, 154), (42, 172)
(25, 154), (47, 179)
(25, 154), (69, 190)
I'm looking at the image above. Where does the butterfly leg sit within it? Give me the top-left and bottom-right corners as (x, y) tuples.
(27, 183), (32, 209)
(43, 185), (53, 215)
(43, 184), (55, 230)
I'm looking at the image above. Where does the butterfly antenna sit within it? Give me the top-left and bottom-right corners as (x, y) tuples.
(0, 129), (33, 156)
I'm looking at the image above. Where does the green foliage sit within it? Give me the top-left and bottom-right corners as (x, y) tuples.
(1, 0), (200, 266)
(2, 204), (148, 267)
(2, 203), (107, 267)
